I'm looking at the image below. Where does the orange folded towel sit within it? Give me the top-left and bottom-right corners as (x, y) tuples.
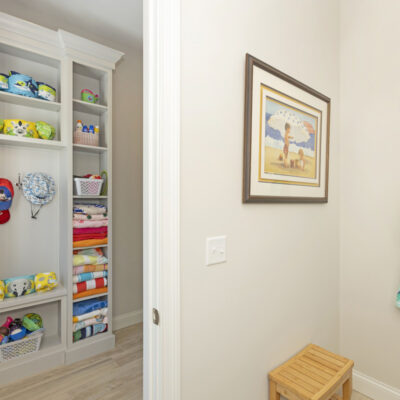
(73, 287), (108, 300)
(73, 238), (108, 248)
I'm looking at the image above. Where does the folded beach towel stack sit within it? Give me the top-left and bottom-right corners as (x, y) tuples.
(73, 204), (108, 248)
(72, 298), (108, 342)
(73, 247), (108, 299)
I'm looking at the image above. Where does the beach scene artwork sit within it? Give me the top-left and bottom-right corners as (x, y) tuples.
(264, 97), (318, 181)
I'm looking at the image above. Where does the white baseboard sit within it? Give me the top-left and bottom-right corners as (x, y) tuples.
(113, 309), (143, 331)
(354, 370), (400, 400)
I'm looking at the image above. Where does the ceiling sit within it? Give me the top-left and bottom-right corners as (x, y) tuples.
(0, 0), (142, 51)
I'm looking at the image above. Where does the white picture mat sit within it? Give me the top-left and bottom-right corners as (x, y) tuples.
(250, 65), (328, 198)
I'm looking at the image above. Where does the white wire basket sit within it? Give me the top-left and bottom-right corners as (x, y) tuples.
(74, 178), (104, 196)
(0, 329), (44, 362)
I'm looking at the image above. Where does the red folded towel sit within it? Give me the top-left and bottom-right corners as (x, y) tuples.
(73, 227), (108, 235)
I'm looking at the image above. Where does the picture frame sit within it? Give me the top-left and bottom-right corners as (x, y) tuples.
(243, 54), (331, 203)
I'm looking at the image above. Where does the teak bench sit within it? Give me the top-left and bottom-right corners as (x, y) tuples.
(268, 344), (354, 400)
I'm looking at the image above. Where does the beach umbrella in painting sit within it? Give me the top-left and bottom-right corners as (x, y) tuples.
(267, 109), (310, 143)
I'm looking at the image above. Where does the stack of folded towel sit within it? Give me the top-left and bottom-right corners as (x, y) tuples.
(73, 204), (108, 248)
(73, 247), (108, 300)
(73, 298), (108, 342)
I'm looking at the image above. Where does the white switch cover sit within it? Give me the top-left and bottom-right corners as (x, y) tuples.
(206, 236), (227, 266)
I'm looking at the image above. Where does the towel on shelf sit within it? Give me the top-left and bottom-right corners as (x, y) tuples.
(73, 316), (109, 332)
(73, 271), (108, 283)
(73, 287), (108, 300)
(73, 219), (108, 228)
(73, 233), (107, 241)
(73, 323), (108, 342)
(73, 307), (108, 322)
(73, 238), (108, 248)
(73, 226), (108, 235)
(73, 248), (108, 266)
(74, 204), (107, 215)
(73, 277), (107, 294)
(73, 264), (108, 275)
(73, 213), (107, 221)
(73, 298), (108, 317)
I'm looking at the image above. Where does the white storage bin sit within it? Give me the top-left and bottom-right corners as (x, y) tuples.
(0, 329), (44, 362)
(74, 178), (104, 196)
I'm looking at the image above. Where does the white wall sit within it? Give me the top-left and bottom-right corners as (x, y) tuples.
(180, 1), (341, 399)
(0, 0), (143, 319)
(340, 0), (400, 390)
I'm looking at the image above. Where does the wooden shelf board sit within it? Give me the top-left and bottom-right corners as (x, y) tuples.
(73, 292), (108, 303)
(71, 330), (111, 346)
(0, 135), (66, 150)
(0, 285), (67, 312)
(73, 195), (108, 199)
(73, 99), (108, 115)
(0, 90), (61, 111)
(73, 143), (108, 153)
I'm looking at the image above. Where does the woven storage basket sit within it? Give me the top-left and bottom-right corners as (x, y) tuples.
(73, 131), (99, 147)
(0, 329), (44, 362)
(74, 178), (104, 196)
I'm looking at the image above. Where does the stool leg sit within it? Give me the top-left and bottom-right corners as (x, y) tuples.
(269, 380), (280, 400)
(343, 375), (352, 400)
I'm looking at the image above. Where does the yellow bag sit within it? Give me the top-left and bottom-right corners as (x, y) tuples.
(0, 281), (4, 301)
(35, 272), (58, 293)
(3, 119), (38, 138)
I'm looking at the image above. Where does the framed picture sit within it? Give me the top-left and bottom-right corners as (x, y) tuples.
(243, 54), (331, 203)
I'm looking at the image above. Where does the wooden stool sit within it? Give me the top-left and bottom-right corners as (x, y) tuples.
(269, 344), (354, 400)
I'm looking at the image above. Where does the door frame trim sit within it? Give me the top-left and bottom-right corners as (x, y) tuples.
(143, 0), (181, 399)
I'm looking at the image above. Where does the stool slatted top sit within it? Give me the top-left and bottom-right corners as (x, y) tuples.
(269, 344), (354, 400)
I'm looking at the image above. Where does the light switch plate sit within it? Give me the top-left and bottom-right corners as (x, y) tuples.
(206, 236), (227, 266)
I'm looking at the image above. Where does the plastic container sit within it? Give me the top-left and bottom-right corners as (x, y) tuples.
(73, 130), (99, 147)
(0, 329), (44, 362)
(74, 178), (104, 196)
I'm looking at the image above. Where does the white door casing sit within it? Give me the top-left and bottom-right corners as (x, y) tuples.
(143, 0), (181, 399)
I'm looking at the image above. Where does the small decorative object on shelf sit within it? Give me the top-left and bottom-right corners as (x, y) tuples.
(0, 314), (44, 361)
(37, 82), (56, 102)
(74, 175), (104, 196)
(81, 88), (99, 104)
(8, 71), (37, 98)
(1, 119), (56, 141)
(0, 73), (8, 90)
(73, 119), (99, 147)
(3, 119), (38, 138)
(0, 272), (58, 301)
(0, 70), (57, 102)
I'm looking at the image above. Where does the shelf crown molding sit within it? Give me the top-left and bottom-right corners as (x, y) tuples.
(0, 12), (124, 68)
(58, 30), (124, 69)
(0, 11), (61, 57)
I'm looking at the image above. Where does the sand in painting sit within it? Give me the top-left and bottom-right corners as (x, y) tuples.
(264, 146), (316, 179)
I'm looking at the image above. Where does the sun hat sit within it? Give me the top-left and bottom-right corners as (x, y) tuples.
(22, 173), (56, 219)
(0, 179), (14, 225)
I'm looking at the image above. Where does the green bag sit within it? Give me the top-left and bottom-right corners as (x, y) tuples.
(36, 121), (55, 140)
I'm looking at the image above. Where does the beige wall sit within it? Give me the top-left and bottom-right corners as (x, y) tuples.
(339, 0), (400, 389)
(0, 1), (143, 318)
(180, 1), (341, 399)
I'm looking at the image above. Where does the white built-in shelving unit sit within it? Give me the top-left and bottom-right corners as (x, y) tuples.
(0, 13), (123, 384)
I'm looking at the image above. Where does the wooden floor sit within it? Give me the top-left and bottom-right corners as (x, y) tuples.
(0, 324), (372, 400)
(0, 323), (143, 400)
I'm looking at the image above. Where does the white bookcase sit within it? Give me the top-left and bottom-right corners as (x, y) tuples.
(0, 13), (123, 384)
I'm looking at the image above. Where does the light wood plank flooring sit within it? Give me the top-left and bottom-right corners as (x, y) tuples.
(0, 323), (143, 400)
(0, 324), (372, 400)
